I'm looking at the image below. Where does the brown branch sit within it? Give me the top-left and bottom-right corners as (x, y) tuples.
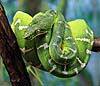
(0, 2), (31, 86)
(92, 37), (100, 52)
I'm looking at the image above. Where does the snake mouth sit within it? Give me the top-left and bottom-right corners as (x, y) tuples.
(24, 29), (48, 40)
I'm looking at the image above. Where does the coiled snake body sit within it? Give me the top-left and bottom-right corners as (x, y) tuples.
(11, 10), (94, 78)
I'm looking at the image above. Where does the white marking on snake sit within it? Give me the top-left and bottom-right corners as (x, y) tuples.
(60, 51), (65, 58)
(50, 13), (54, 16)
(15, 19), (21, 25)
(76, 57), (86, 68)
(58, 21), (63, 24)
(62, 71), (68, 75)
(20, 48), (33, 54)
(66, 36), (72, 40)
(65, 24), (69, 28)
(74, 68), (79, 74)
(37, 43), (49, 50)
(53, 43), (58, 47)
(62, 51), (64, 54)
(54, 10), (57, 13)
(60, 54), (63, 58)
(69, 48), (77, 53)
(86, 29), (92, 36)
(73, 42), (76, 45)
(49, 65), (57, 73)
(91, 41), (94, 46)
(86, 49), (91, 54)
(75, 38), (90, 43)
(50, 10), (57, 16)
(48, 59), (52, 64)
(57, 35), (61, 38)
(53, 45), (63, 58)
(19, 26), (28, 30)
(63, 57), (68, 60)
(90, 30), (94, 35)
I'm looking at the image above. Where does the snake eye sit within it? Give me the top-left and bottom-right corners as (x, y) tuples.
(35, 29), (40, 34)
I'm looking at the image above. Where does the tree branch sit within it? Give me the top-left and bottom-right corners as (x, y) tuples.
(92, 37), (100, 52)
(0, 2), (31, 86)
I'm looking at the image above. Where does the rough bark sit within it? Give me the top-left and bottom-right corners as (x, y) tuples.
(0, 2), (31, 86)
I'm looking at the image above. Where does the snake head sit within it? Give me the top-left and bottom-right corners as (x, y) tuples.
(24, 10), (57, 40)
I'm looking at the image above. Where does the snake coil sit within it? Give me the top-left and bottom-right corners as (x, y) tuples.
(11, 10), (94, 78)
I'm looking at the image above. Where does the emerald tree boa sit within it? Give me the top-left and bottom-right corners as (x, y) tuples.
(11, 10), (94, 78)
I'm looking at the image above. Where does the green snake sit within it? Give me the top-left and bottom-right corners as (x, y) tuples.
(11, 10), (94, 78)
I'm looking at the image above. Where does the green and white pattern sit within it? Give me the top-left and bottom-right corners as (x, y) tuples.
(11, 10), (94, 78)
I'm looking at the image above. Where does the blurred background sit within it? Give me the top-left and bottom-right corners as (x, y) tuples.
(0, 0), (100, 86)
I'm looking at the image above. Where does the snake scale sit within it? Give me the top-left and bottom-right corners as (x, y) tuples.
(11, 10), (94, 78)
